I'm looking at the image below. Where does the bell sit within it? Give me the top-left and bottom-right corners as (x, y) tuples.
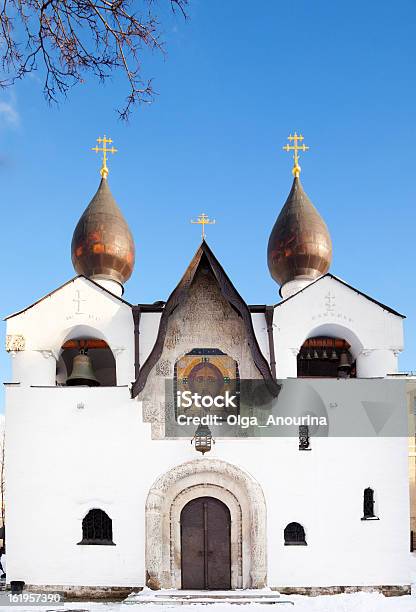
(306, 351), (311, 360)
(66, 350), (100, 386)
(337, 351), (351, 378)
(322, 349), (328, 359)
(338, 351), (350, 369)
(331, 350), (338, 360)
(313, 349), (319, 359)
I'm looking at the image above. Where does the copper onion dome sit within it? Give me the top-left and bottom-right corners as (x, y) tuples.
(267, 176), (332, 287)
(71, 177), (135, 285)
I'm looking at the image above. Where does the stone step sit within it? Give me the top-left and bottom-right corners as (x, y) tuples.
(123, 590), (295, 606)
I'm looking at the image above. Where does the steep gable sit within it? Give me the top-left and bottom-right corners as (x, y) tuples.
(132, 241), (279, 398)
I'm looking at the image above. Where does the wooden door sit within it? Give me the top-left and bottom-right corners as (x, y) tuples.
(180, 496), (231, 590)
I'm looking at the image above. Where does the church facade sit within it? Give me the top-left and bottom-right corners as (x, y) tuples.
(3, 136), (413, 595)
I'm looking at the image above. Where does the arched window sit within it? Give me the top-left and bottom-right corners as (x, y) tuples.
(299, 425), (310, 450)
(297, 337), (356, 378)
(362, 488), (378, 520)
(284, 522), (307, 546)
(78, 509), (115, 545)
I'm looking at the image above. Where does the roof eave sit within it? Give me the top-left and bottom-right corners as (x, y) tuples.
(4, 275), (132, 321)
(274, 273), (405, 319)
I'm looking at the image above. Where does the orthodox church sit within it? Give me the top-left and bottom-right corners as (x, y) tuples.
(3, 134), (413, 597)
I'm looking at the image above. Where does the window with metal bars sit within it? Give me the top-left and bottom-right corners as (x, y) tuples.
(299, 425), (310, 450)
(284, 522), (307, 546)
(78, 509), (115, 545)
(361, 488), (379, 520)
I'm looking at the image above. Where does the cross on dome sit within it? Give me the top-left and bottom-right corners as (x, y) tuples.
(91, 135), (118, 179)
(282, 132), (309, 178)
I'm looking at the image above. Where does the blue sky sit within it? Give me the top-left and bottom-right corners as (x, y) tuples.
(1, 0), (416, 408)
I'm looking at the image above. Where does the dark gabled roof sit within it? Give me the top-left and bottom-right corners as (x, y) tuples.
(248, 305), (268, 313)
(135, 302), (267, 313)
(131, 240), (280, 398)
(4, 275), (132, 320)
(274, 272), (405, 318)
(136, 302), (165, 313)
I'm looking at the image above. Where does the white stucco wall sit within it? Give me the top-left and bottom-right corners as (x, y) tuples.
(4, 380), (411, 589)
(250, 313), (270, 365)
(6, 277), (135, 388)
(272, 275), (403, 379)
(139, 312), (162, 367)
(3, 273), (410, 590)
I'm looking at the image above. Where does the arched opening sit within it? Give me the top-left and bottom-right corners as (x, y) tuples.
(362, 487), (378, 520)
(284, 522), (307, 546)
(299, 425), (311, 450)
(78, 508), (115, 545)
(145, 458), (267, 590)
(180, 497), (231, 590)
(297, 337), (356, 378)
(56, 338), (116, 386)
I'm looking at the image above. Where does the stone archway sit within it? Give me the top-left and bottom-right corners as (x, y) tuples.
(145, 459), (267, 590)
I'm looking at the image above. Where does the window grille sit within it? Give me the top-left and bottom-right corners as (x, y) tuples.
(284, 522), (307, 546)
(362, 488), (377, 520)
(78, 509), (115, 545)
(299, 425), (310, 450)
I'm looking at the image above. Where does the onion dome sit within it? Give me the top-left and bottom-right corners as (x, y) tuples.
(71, 136), (135, 286)
(267, 133), (332, 294)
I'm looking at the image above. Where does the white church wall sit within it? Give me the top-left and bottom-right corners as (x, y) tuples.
(9, 352), (57, 387)
(139, 312), (162, 367)
(4, 379), (411, 589)
(4, 269), (410, 591)
(356, 349), (398, 378)
(250, 313), (270, 365)
(264, 436), (410, 587)
(273, 276), (403, 379)
(6, 277), (135, 387)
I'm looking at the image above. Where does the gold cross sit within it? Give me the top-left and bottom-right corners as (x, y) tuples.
(91, 135), (117, 179)
(191, 213), (216, 240)
(283, 132), (309, 178)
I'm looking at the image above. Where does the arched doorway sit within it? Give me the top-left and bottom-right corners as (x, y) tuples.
(181, 497), (231, 590)
(145, 459), (267, 590)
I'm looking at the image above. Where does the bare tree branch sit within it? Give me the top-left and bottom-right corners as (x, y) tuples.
(0, 0), (188, 118)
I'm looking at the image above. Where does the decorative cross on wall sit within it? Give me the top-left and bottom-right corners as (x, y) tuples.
(73, 289), (86, 314)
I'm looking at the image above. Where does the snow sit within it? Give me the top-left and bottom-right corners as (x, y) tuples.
(2, 592), (416, 612)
